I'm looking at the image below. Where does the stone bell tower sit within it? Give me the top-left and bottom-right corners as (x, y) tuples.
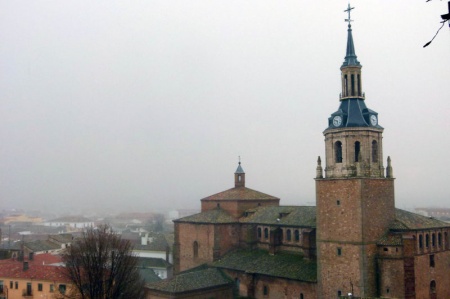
(315, 4), (395, 298)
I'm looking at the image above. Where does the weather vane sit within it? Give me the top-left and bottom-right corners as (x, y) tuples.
(238, 156), (241, 164)
(344, 3), (355, 26)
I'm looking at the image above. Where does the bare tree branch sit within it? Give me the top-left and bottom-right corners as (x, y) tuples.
(424, 0), (450, 47)
(62, 225), (145, 299)
(424, 20), (448, 47)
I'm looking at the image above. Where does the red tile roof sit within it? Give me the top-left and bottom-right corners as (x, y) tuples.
(201, 187), (279, 201)
(0, 260), (70, 282)
(32, 253), (64, 265)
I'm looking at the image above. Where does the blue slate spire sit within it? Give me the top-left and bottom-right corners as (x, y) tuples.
(341, 3), (360, 67)
(235, 162), (245, 174)
(234, 159), (245, 187)
(342, 24), (360, 67)
(324, 4), (382, 131)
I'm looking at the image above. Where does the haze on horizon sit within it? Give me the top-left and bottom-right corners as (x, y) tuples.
(1, 1), (449, 216)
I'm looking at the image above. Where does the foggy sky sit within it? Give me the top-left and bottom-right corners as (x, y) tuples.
(1, 1), (449, 215)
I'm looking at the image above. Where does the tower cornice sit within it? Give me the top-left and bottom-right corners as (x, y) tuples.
(323, 126), (384, 135)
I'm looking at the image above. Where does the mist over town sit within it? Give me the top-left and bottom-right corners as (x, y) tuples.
(1, 1), (449, 299)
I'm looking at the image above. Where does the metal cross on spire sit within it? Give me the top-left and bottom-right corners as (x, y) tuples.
(344, 3), (355, 26)
(238, 155), (241, 164)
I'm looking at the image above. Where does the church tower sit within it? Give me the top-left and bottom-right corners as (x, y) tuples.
(316, 5), (395, 298)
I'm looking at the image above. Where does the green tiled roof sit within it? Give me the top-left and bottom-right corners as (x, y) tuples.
(212, 249), (317, 282)
(138, 257), (172, 269)
(175, 206), (449, 233)
(174, 208), (238, 224)
(146, 267), (232, 293)
(139, 268), (162, 283)
(133, 233), (169, 251)
(377, 233), (403, 246)
(49, 233), (73, 244)
(240, 206), (316, 227)
(201, 186), (279, 201)
(24, 240), (61, 252)
(391, 209), (450, 231)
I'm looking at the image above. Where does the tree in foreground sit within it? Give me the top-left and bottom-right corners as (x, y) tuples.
(62, 225), (145, 299)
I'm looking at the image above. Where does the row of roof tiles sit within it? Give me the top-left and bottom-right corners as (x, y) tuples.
(176, 205), (450, 231)
(0, 259), (70, 283)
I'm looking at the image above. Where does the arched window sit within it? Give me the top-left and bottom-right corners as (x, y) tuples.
(446, 232), (449, 249)
(438, 233), (442, 246)
(300, 293), (304, 299)
(263, 285), (269, 296)
(426, 234), (430, 248)
(335, 141), (343, 163)
(430, 280), (436, 294)
(432, 233), (436, 247)
(235, 278), (240, 293)
(351, 74), (355, 96)
(344, 75), (348, 96)
(357, 74), (361, 96)
(355, 141), (360, 162)
(193, 241), (199, 258)
(419, 235), (423, 249)
(257, 227), (262, 239)
(264, 228), (269, 239)
(372, 140), (378, 162)
(287, 229), (292, 241)
(295, 230), (300, 242)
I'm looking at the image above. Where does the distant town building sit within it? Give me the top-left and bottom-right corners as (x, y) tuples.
(0, 254), (71, 299)
(0, 214), (43, 225)
(43, 216), (94, 230)
(130, 233), (172, 264)
(138, 257), (173, 280)
(415, 208), (450, 221)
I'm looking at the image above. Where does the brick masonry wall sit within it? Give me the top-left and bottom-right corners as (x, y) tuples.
(216, 224), (240, 257)
(254, 275), (316, 299)
(318, 242), (378, 297)
(413, 250), (450, 299)
(176, 223), (215, 272)
(324, 128), (384, 178)
(316, 178), (395, 243)
(377, 254), (405, 298)
(316, 178), (395, 298)
(201, 199), (279, 218)
(175, 222), (240, 273)
(222, 269), (317, 299)
(201, 200), (239, 216)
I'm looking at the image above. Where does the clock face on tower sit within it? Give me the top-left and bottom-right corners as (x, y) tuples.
(370, 115), (378, 126)
(333, 116), (342, 127)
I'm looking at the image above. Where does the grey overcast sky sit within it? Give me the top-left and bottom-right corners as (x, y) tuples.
(1, 1), (449, 215)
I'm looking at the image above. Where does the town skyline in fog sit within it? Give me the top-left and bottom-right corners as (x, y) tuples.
(1, 1), (449, 215)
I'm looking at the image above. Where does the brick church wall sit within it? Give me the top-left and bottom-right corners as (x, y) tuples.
(176, 223), (214, 272)
(377, 247), (405, 298)
(316, 178), (394, 243)
(316, 178), (395, 298)
(413, 250), (450, 299)
(146, 285), (234, 299)
(175, 222), (240, 273)
(254, 275), (316, 299)
(201, 199), (279, 218)
(221, 269), (316, 299)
